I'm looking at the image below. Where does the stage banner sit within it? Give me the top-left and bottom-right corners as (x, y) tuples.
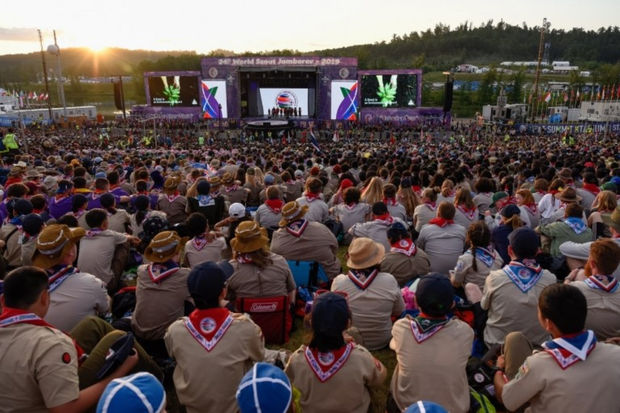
(200, 80), (228, 119)
(360, 107), (445, 125)
(331, 81), (358, 120)
(515, 122), (620, 134)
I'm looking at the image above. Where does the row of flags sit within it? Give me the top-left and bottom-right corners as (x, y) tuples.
(0, 90), (49, 101)
(527, 83), (620, 108)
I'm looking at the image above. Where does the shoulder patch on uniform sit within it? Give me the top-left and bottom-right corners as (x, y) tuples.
(62, 352), (71, 364)
(515, 360), (530, 379)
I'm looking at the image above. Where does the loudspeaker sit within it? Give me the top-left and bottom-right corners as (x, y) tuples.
(443, 80), (454, 112)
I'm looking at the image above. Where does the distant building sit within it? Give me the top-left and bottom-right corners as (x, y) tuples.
(455, 64), (479, 73)
(579, 101), (620, 122)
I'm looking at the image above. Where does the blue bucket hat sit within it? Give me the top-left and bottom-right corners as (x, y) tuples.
(96, 372), (165, 413)
(236, 363), (292, 413)
(405, 401), (448, 413)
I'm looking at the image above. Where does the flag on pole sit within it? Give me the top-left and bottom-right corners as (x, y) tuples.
(563, 92), (568, 103)
(309, 130), (321, 153)
(544, 91), (552, 103)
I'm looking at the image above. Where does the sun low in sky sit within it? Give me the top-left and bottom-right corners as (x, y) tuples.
(0, 0), (618, 55)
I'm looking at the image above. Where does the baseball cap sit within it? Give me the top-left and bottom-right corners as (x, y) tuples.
(264, 174), (275, 185)
(501, 204), (521, 218)
(236, 363), (292, 413)
(311, 292), (350, 337)
(415, 273), (454, 317)
(492, 191), (509, 205)
(508, 227), (540, 258)
(405, 401), (448, 413)
(187, 261), (235, 307)
(229, 202), (246, 218)
(96, 372), (165, 413)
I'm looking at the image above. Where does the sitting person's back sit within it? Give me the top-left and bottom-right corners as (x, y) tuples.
(349, 201), (407, 252)
(380, 222), (430, 287)
(416, 202), (466, 275)
(183, 213), (226, 268)
(271, 201), (341, 279)
(296, 177), (328, 223)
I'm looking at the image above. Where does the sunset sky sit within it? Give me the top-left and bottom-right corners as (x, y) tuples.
(0, 0), (618, 55)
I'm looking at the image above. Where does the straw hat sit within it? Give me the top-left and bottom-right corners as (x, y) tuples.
(278, 201), (309, 227)
(33, 224), (86, 269)
(230, 221), (269, 253)
(346, 237), (385, 269)
(222, 172), (234, 185)
(143, 231), (183, 263)
(554, 187), (582, 203)
(163, 177), (179, 191)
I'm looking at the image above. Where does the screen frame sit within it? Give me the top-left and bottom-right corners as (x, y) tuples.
(357, 69), (422, 109)
(144, 71), (201, 107)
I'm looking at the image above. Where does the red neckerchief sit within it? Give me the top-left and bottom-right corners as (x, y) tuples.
(542, 330), (597, 370)
(412, 185), (422, 194)
(224, 185), (239, 192)
(147, 261), (179, 283)
(549, 189), (560, 196)
(304, 343), (354, 382)
(236, 254), (253, 264)
(410, 313), (450, 343)
(456, 205), (477, 220)
(581, 183), (600, 195)
(305, 192), (321, 202)
(374, 212), (393, 225)
(584, 274), (619, 293)
(265, 198), (284, 213)
(166, 192), (180, 203)
(286, 219), (308, 237)
(110, 184), (119, 190)
(344, 202), (357, 210)
(523, 203), (538, 214)
(0, 307), (86, 362)
(390, 238), (417, 256)
(383, 197), (397, 206)
(54, 194), (70, 201)
(348, 268), (379, 290)
(192, 235), (210, 251)
(424, 202), (437, 211)
(429, 217), (454, 227)
(184, 308), (233, 352)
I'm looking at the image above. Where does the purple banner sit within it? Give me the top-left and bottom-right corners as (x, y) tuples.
(202, 57), (357, 67)
(360, 107), (445, 125)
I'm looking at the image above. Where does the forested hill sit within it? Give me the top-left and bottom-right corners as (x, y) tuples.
(0, 21), (618, 83)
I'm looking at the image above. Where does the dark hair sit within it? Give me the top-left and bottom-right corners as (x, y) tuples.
(72, 176), (87, 189)
(30, 194), (47, 211)
(72, 194), (88, 213)
(474, 177), (495, 193)
(343, 187), (360, 204)
(57, 214), (78, 228)
(466, 221), (491, 272)
(6, 183), (28, 198)
(437, 201), (456, 220)
(107, 171), (120, 185)
(565, 203), (583, 218)
(100, 193), (117, 214)
(134, 195), (150, 226)
(538, 284), (587, 335)
(187, 212), (208, 237)
(94, 178), (109, 191)
(383, 183), (397, 198)
(3, 266), (49, 308)
(136, 180), (148, 193)
(85, 208), (108, 229)
(372, 201), (388, 215)
(387, 223), (409, 244)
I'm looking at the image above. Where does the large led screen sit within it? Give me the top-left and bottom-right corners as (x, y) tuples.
(360, 74), (418, 108)
(259, 88), (309, 116)
(148, 75), (200, 107)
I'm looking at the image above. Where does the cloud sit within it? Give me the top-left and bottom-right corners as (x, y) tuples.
(0, 27), (39, 42)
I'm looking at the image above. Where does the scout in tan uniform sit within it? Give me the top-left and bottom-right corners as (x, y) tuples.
(132, 231), (191, 341)
(388, 274), (473, 413)
(2, 198), (33, 269)
(450, 221), (503, 291)
(165, 261), (265, 413)
(20, 212), (44, 266)
(380, 221), (431, 287)
(157, 177), (188, 226)
(227, 221), (296, 304)
(285, 292), (386, 413)
(32, 224), (109, 332)
(295, 177), (329, 223)
(331, 237), (405, 350)
(182, 213), (226, 268)
(0, 267), (139, 412)
(271, 201), (341, 279)
(222, 172), (249, 205)
(481, 227), (556, 346)
(494, 284), (620, 413)
(349, 201), (407, 252)
(567, 238), (620, 340)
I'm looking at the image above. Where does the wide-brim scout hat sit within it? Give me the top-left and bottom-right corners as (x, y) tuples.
(163, 177), (179, 191)
(554, 187), (582, 203)
(222, 172), (234, 185)
(346, 237), (385, 269)
(602, 206), (620, 233)
(278, 201), (309, 227)
(230, 221), (269, 253)
(33, 224), (86, 269)
(144, 231), (183, 263)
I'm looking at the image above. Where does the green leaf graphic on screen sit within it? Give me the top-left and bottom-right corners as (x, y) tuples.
(377, 83), (397, 107)
(210, 86), (218, 96)
(340, 87), (350, 98)
(163, 84), (181, 106)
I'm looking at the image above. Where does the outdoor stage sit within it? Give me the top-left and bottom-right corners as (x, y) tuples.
(135, 56), (446, 127)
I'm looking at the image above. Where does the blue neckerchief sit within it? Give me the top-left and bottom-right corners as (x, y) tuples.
(564, 217), (587, 234)
(197, 194), (214, 207)
(584, 274), (619, 293)
(503, 260), (543, 293)
(473, 247), (495, 268)
(9, 216), (23, 226)
(542, 330), (597, 369)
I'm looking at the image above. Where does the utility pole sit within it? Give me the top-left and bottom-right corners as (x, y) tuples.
(37, 29), (53, 122)
(530, 18), (551, 121)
